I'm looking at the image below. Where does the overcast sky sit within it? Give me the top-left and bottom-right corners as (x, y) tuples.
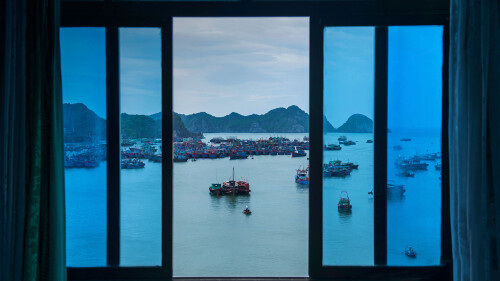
(61, 23), (442, 129)
(173, 17), (309, 117)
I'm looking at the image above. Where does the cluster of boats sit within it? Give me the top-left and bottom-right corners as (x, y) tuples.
(174, 136), (309, 162)
(64, 143), (106, 168)
(324, 136), (373, 151)
(121, 158), (146, 169)
(208, 168), (251, 196)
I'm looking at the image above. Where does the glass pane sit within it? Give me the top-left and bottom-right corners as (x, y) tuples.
(387, 26), (443, 265)
(173, 17), (309, 277)
(61, 27), (107, 267)
(119, 28), (162, 266)
(323, 27), (375, 266)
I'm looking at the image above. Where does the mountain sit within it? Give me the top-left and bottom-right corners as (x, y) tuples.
(324, 115), (336, 133)
(178, 105), (310, 133)
(63, 103), (106, 143)
(336, 114), (373, 133)
(63, 103), (200, 142)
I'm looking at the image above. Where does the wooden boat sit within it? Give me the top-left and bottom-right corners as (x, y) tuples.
(222, 168), (250, 195)
(209, 183), (223, 195)
(243, 206), (252, 215)
(338, 191), (352, 211)
(366, 139), (373, 143)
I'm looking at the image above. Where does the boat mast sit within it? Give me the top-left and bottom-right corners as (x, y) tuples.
(232, 167), (234, 181)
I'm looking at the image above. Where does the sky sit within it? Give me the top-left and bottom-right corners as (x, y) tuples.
(173, 17), (309, 117)
(60, 23), (442, 129)
(323, 27), (375, 127)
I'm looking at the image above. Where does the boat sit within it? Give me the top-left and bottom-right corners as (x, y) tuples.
(393, 145), (403, 150)
(435, 163), (441, 170)
(395, 156), (429, 170)
(325, 144), (342, 151)
(343, 140), (356, 146)
(397, 171), (415, 177)
(222, 168), (250, 195)
(209, 183), (223, 195)
(400, 138), (412, 141)
(387, 183), (406, 196)
(338, 136), (347, 141)
(295, 166), (309, 185)
(243, 206), (252, 215)
(229, 152), (248, 160)
(149, 155), (162, 163)
(292, 150), (307, 157)
(338, 191), (352, 211)
(173, 154), (187, 162)
(121, 159), (145, 169)
(366, 139), (373, 143)
(405, 246), (417, 258)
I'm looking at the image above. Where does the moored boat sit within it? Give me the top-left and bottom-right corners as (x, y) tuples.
(338, 191), (352, 211)
(295, 166), (309, 185)
(209, 183), (223, 195)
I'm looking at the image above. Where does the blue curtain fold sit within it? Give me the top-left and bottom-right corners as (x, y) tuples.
(449, 0), (500, 281)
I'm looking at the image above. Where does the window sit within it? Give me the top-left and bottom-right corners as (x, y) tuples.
(61, 1), (451, 280)
(173, 17), (309, 277)
(61, 27), (107, 267)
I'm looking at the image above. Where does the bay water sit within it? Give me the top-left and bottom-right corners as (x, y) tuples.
(65, 131), (441, 275)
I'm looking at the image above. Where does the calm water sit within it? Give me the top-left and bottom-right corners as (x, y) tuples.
(65, 131), (441, 274)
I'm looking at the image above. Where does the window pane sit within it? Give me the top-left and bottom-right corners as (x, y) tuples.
(387, 26), (443, 265)
(323, 27), (375, 266)
(61, 27), (107, 267)
(119, 28), (162, 266)
(173, 17), (309, 276)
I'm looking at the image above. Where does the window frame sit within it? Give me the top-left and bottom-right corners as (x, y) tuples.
(61, 1), (451, 280)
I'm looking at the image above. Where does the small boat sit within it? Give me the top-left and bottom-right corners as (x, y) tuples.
(387, 182), (406, 196)
(243, 206), (252, 215)
(338, 191), (352, 211)
(366, 139), (373, 143)
(343, 140), (356, 146)
(324, 144), (342, 151)
(400, 138), (412, 141)
(368, 189), (373, 195)
(397, 171), (415, 177)
(292, 150), (307, 157)
(338, 136), (347, 141)
(209, 183), (223, 195)
(393, 145), (403, 150)
(405, 246), (417, 258)
(435, 163), (441, 170)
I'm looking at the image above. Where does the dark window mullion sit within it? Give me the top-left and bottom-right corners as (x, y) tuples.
(308, 15), (324, 278)
(106, 26), (120, 267)
(161, 19), (173, 277)
(374, 26), (388, 266)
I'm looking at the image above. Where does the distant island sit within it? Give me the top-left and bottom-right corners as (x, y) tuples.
(63, 103), (373, 142)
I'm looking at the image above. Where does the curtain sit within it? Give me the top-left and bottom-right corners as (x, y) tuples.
(1, 0), (66, 281)
(449, 1), (500, 281)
